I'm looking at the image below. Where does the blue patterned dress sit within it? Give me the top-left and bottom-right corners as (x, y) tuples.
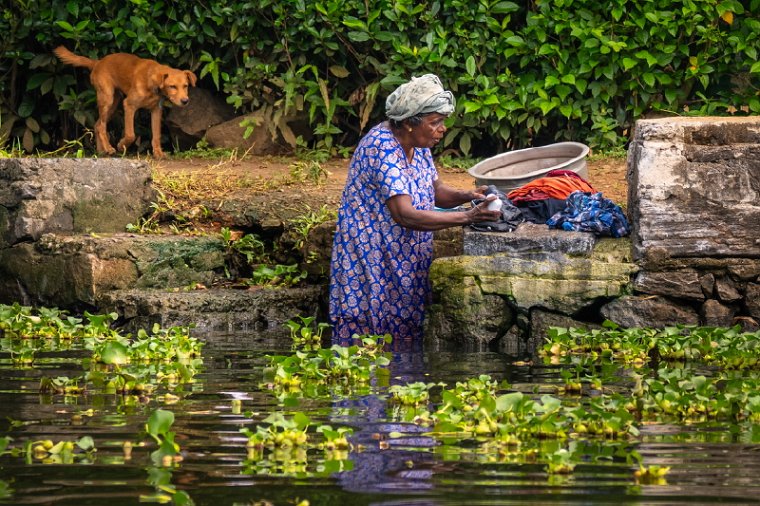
(329, 122), (438, 342)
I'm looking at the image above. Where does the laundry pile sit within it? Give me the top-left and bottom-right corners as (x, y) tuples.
(471, 169), (630, 237)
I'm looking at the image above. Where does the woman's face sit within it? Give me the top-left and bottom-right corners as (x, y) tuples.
(409, 113), (448, 148)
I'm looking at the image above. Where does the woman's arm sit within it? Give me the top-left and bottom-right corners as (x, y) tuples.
(386, 194), (501, 231)
(433, 179), (488, 209)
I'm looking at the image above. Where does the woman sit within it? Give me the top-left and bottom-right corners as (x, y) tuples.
(329, 74), (500, 342)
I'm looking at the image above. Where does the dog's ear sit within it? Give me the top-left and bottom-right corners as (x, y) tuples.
(185, 71), (197, 87)
(148, 70), (169, 91)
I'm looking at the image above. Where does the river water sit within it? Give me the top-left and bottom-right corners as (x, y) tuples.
(1, 332), (759, 505)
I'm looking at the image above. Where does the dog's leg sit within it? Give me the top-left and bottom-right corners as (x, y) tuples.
(95, 89), (117, 155)
(150, 105), (165, 159)
(117, 98), (138, 154)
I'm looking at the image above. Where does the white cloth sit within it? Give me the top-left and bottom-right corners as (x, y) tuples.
(385, 74), (455, 121)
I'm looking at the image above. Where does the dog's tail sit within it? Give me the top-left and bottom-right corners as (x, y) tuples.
(53, 46), (97, 70)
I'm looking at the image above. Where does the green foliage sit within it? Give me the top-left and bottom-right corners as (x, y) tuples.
(221, 227), (267, 266)
(145, 409), (182, 466)
(1, 1), (759, 158)
(249, 263), (308, 287)
(285, 316), (330, 351)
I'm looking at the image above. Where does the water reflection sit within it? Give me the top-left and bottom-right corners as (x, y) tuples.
(2, 331), (760, 505)
(331, 335), (436, 495)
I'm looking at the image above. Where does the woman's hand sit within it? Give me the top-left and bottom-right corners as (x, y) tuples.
(469, 185), (490, 201)
(466, 196), (502, 224)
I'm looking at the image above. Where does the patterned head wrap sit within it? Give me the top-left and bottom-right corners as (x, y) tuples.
(385, 74), (455, 121)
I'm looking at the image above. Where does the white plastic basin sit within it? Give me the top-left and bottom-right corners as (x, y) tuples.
(467, 142), (590, 193)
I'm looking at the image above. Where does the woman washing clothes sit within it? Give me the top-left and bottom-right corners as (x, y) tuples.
(329, 74), (501, 343)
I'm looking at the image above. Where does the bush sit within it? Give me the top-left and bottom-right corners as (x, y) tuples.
(1, 0), (758, 156)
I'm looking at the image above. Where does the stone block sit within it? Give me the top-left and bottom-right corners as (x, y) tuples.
(628, 117), (760, 263)
(463, 223), (597, 258)
(634, 269), (705, 301)
(0, 158), (155, 246)
(600, 295), (699, 328)
(425, 276), (513, 347)
(0, 233), (226, 309)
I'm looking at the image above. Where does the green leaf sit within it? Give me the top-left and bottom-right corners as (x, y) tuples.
(462, 100), (482, 113)
(555, 84), (572, 101)
(622, 58), (637, 71)
(342, 16), (367, 30)
(17, 95), (35, 118)
(465, 55), (476, 77)
(56, 20), (75, 32)
(347, 31), (370, 42)
(491, 1), (520, 14)
(328, 65), (350, 78)
(76, 436), (95, 451)
(495, 392), (524, 411)
(147, 409), (175, 438)
(459, 132), (471, 156)
(101, 341), (128, 365)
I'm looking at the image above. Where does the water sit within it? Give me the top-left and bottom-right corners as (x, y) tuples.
(2, 332), (760, 506)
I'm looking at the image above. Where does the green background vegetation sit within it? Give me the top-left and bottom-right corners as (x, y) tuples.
(1, 0), (758, 156)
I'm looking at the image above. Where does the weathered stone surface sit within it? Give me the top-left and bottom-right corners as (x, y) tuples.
(600, 295), (699, 328)
(628, 117), (760, 263)
(205, 107), (312, 155)
(700, 299), (737, 327)
(430, 240), (636, 314)
(425, 276), (513, 348)
(433, 226), (463, 259)
(100, 286), (323, 334)
(463, 223), (597, 258)
(746, 283), (760, 320)
(0, 158), (154, 246)
(0, 242), (138, 309)
(700, 273), (715, 298)
(530, 309), (603, 351)
(301, 221), (335, 281)
(634, 269), (705, 301)
(496, 312), (530, 356)
(715, 276), (742, 303)
(165, 87), (237, 148)
(0, 233), (226, 308)
(727, 261), (760, 281)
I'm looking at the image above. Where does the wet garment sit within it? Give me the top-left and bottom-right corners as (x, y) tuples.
(515, 198), (567, 224)
(470, 185), (525, 232)
(329, 122), (437, 341)
(507, 172), (596, 204)
(546, 191), (630, 237)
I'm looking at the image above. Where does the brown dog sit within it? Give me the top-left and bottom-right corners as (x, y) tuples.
(53, 46), (197, 158)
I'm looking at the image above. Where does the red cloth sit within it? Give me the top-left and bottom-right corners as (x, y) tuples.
(507, 171), (596, 203)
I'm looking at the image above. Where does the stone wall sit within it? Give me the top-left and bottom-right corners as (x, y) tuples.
(426, 225), (637, 354)
(426, 116), (760, 353)
(0, 158), (321, 333)
(620, 116), (760, 330)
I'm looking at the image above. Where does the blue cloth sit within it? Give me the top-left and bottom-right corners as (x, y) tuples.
(546, 191), (630, 237)
(329, 122), (437, 341)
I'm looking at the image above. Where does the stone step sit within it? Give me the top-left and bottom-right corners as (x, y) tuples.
(0, 232), (227, 309)
(98, 286), (324, 335)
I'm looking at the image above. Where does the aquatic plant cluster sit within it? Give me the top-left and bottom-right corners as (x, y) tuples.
(5, 306), (760, 503)
(0, 302), (203, 395)
(252, 318), (760, 487)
